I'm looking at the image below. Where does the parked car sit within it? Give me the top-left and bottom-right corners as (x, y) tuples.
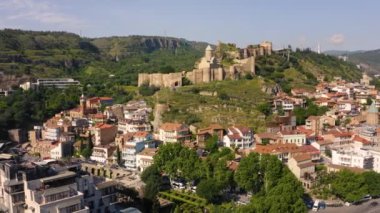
(312, 200), (320, 211)
(171, 178), (186, 190)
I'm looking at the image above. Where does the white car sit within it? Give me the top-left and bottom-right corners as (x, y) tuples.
(312, 200), (320, 211)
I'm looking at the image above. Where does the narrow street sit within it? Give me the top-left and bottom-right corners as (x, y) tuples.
(310, 199), (380, 213)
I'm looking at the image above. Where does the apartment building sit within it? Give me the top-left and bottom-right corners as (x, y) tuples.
(223, 126), (254, 149)
(158, 123), (190, 144)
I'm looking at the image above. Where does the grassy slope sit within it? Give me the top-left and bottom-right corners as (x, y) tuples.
(147, 78), (272, 132)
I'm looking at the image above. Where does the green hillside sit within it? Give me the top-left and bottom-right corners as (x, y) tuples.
(255, 49), (361, 92)
(147, 78), (272, 132)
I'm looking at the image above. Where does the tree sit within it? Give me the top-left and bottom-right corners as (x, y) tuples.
(234, 153), (262, 192)
(138, 84), (159, 96)
(367, 98), (373, 106)
(141, 165), (162, 201)
(153, 143), (203, 181)
(205, 134), (219, 153)
(363, 171), (380, 196)
(332, 170), (368, 202)
(196, 178), (221, 203)
(116, 146), (122, 165)
(257, 102), (271, 117)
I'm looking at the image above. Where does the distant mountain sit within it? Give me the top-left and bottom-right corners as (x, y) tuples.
(349, 49), (380, 72)
(325, 49), (380, 73)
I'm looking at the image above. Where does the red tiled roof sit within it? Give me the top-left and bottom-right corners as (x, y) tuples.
(254, 143), (299, 154)
(94, 123), (114, 129)
(353, 135), (371, 145)
(160, 123), (187, 131)
(292, 153), (312, 162)
(297, 145), (320, 155)
(134, 131), (150, 138)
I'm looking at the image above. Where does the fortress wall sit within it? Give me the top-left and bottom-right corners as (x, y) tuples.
(138, 73), (150, 86)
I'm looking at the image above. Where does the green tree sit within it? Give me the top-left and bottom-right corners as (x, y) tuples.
(234, 153), (262, 192)
(205, 134), (219, 153)
(196, 178), (221, 203)
(332, 170), (368, 202)
(116, 146), (122, 165)
(363, 171), (380, 196)
(367, 98), (373, 106)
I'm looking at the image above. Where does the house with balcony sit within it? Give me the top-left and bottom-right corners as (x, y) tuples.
(24, 171), (88, 213)
(158, 123), (190, 144)
(332, 146), (373, 169)
(90, 146), (117, 164)
(223, 126), (254, 149)
(277, 130), (306, 146)
(119, 132), (153, 170)
(136, 148), (157, 172)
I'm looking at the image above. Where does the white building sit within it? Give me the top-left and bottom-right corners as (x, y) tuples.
(50, 142), (72, 159)
(223, 126), (254, 149)
(121, 132), (152, 170)
(90, 146), (116, 164)
(24, 171), (88, 213)
(278, 130), (306, 146)
(118, 120), (151, 134)
(332, 146), (373, 169)
(158, 123), (190, 143)
(33, 78), (80, 89)
(136, 148), (157, 172)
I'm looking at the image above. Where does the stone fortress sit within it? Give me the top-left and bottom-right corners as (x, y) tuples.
(138, 41), (272, 88)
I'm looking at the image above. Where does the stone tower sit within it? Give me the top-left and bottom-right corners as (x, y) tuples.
(80, 94), (87, 116)
(205, 45), (213, 61)
(367, 101), (379, 125)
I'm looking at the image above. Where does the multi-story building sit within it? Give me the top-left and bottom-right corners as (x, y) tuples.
(223, 126), (254, 149)
(332, 146), (373, 169)
(288, 154), (316, 189)
(76, 176), (118, 212)
(91, 124), (117, 146)
(24, 171), (88, 213)
(0, 159), (119, 213)
(118, 120), (151, 134)
(136, 148), (157, 172)
(90, 146), (117, 164)
(120, 132), (152, 170)
(158, 123), (190, 144)
(32, 78), (80, 89)
(277, 130), (306, 146)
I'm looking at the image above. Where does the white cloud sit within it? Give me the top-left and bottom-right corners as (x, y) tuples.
(329, 33), (345, 45)
(0, 0), (84, 28)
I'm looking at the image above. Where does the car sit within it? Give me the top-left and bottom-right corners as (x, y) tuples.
(312, 200), (320, 212)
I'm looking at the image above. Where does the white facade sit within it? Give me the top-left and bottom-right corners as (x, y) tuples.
(90, 147), (113, 164)
(332, 147), (373, 169)
(122, 142), (146, 170)
(280, 133), (306, 146)
(223, 126), (254, 149)
(24, 171), (88, 213)
(42, 127), (61, 141)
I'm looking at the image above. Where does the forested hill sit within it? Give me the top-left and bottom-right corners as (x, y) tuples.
(0, 29), (362, 89)
(0, 29), (207, 86)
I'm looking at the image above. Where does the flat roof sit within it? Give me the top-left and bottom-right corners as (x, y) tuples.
(41, 171), (76, 183)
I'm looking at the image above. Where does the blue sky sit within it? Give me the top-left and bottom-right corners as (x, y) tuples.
(0, 0), (378, 51)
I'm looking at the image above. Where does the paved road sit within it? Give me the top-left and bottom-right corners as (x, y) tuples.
(310, 199), (380, 213)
